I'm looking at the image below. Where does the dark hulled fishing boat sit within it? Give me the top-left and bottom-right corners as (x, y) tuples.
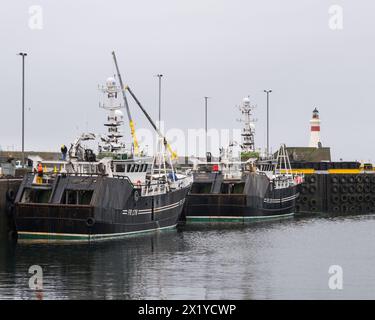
(14, 53), (192, 241)
(182, 97), (302, 223)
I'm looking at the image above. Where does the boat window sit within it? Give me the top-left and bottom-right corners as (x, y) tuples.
(78, 190), (93, 205)
(116, 164), (125, 173)
(61, 190), (93, 205)
(232, 183), (245, 194)
(191, 183), (212, 194)
(64, 190), (77, 204)
(220, 183), (243, 194)
(220, 184), (230, 194)
(21, 188), (51, 204)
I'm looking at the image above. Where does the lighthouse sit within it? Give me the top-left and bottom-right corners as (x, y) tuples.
(309, 108), (321, 148)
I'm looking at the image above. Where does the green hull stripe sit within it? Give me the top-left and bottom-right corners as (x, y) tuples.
(17, 224), (177, 242)
(186, 213), (294, 223)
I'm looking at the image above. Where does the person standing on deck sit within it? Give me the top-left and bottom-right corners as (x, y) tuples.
(61, 144), (67, 161)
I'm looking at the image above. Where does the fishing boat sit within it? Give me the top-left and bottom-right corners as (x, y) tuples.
(181, 97), (302, 223)
(14, 52), (192, 241)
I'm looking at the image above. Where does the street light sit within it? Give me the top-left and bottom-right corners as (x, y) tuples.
(18, 52), (27, 167)
(264, 89), (272, 156)
(204, 96), (211, 156)
(156, 74), (163, 130)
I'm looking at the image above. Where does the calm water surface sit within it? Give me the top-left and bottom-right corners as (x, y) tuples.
(1, 215), (375, 299)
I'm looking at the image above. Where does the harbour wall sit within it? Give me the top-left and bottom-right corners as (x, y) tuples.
(0, 179), (22, 240)
(296, 173), (375, 215)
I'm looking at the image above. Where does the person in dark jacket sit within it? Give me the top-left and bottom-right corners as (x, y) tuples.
(61, 144), (68, 161)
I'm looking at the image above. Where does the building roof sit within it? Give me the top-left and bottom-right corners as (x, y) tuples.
(284, 147), (331, 162)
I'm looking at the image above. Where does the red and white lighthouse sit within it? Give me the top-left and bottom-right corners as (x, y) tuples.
(309, 108), (321, 148)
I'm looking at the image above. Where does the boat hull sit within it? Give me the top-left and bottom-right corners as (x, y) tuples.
(15, 175), (190, 241)
(182, 172), (298, 223)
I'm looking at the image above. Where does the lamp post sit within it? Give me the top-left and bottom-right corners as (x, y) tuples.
(204, 96), (211, 156)
(156, 74), (163, 130)
(18, 52), (27, 167)
(263, 89), (272, 156)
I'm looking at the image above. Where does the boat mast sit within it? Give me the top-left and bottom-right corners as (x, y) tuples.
(111, 51), (139, 156)
(98, 78), (125, 153)
(238, 97), (256, 153)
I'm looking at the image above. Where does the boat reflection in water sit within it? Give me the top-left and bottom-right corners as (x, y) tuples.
(0, 229), (184, 300)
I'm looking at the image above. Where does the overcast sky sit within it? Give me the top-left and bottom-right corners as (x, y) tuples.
(1, 0), (374, 161)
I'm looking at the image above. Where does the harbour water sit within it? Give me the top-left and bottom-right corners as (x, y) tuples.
(1, 214), (375, 300)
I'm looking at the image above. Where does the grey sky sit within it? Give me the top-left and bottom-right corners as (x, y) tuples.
(1, 0), (374, 161)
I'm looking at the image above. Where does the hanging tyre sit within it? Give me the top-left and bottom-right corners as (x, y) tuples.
(86, 217), (95, 227)
(8, 230), (18, 241)
(339, 177), (347, 184)
(340, 195), (348, 203)
(6, 189), (15, 202)
(332, 195), (340, 204)
(331, 176), (338, 184)
(331, 186), (339, 193)
(341, 205), (348, 212)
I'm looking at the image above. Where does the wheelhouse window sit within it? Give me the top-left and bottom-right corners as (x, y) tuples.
(220, 183), (245, 194)
(61, 190), (93, 205)
(21, 188), (52, 203)
(191, 183), (212, 194)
